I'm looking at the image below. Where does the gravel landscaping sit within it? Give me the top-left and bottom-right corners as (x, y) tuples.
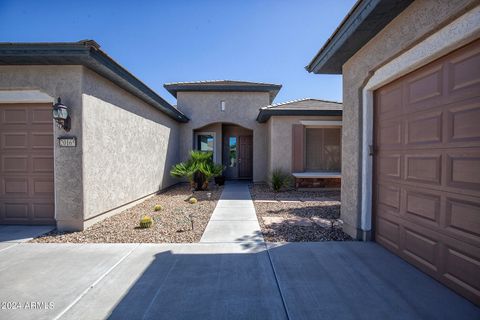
(250, 184), (352, 242)
(31, 183), (223, 243)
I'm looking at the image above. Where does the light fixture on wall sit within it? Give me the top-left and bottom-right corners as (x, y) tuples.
(52, 97), (71, 131)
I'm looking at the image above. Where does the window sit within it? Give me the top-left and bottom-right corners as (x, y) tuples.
(220, 100), (226, 111)
(305, 128), (341, 171)
(229, 136), (237, 167)
(197, 134), (214, 152)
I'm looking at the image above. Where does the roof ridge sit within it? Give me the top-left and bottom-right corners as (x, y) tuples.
(164, 79), (282, 86)
(264, 97), (342, 109)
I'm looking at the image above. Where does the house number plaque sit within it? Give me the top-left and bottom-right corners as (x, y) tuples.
(58, 136), (77, 147)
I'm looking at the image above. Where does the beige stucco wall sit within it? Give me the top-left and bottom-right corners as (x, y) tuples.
(0, 65), (84, 230)
(81, 68), (180, 225)
(267, 116), (342, 174)
(340, 0), (477, 239)
(176, 91), (270, 182)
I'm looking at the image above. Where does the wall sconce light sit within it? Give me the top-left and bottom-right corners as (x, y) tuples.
(52, 97), (71, 131)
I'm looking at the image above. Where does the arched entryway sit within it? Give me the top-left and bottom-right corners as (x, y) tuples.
(193, 122), (253, 180)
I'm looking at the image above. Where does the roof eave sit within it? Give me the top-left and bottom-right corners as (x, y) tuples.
(256, 109), (343, 123)
(164, 84), (282, 104)
(0, 42), (189, 123)
(305, 0), (414, 74)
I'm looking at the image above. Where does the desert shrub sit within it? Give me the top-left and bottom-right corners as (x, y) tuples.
(170, 151), (224, 191)
(153, 204), (162, 211)
(189, 197), (198, 204)
(270, 168), (292, 192)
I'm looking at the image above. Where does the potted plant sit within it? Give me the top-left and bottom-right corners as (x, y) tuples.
(214, 175), (225, 186)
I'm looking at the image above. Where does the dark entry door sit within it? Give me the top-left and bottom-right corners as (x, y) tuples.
(238, 135), (253, 178)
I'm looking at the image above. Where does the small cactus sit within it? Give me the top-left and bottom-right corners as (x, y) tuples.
(139, 216), (153, 228)
(153, 204), (162, 212)
(189, 197), (198, 204)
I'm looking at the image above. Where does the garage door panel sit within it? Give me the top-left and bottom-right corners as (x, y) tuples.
(3, 177), (29, 195)
(447, 99), (480, 145)
(447, 43), (480, 101)
(446, 151), (480, 192)
(376, 153), (402, 179)
(375, 83), (403, 119)
(1, 108), (28, 124)
(31, 108), (53, 124)
(405, 189), (441, 224)
(374, 39), (480, 305)
(377, 184), (401, 210)
(32, 202), (55, 219)
(376, 216), (401, 251)
(2, 202), (29, 220)
(445, 196), (480, 242)
(32, 156), (54, 173)
(0, 104), (54, 225)
(377, 120), (403, 147)
(405, 111), (443, 145)
(2, 132), (28, 149)
(31, 132), (54, 149)
(404, 64), (443, 108)
(443, 243), (480, 304)
(33, 178), (54, 196)
(403, 227), (440, 272)
(1, 155), (28, 173)
(405, 153), (442, 185)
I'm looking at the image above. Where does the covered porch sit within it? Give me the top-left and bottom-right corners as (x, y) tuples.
(193, 122), (253, 180)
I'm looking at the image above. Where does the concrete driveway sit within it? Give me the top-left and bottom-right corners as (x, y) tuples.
(0, 241), (478, 320)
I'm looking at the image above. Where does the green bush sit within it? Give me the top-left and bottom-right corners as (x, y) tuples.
(170, 151), (224, 191)
(270, 168), (292, 192)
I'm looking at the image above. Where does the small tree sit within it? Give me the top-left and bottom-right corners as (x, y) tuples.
(170, 151), (224, 191)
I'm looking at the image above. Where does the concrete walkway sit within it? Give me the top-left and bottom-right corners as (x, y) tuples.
(200, 181), (264, 244)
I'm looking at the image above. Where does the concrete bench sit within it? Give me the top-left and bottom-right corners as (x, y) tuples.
(292, 172), (341, 190)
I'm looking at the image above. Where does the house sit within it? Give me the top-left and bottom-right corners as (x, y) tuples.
(0, 42), (342, 232)
(306, 0), (479, 305)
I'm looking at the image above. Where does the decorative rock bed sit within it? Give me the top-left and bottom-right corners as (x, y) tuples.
(250, 184), (352, 242)
(30, 184), (223, 243)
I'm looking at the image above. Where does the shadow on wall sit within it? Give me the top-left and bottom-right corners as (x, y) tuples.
(102, 242), (479, 320)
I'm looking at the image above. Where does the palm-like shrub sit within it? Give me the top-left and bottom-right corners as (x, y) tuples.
(270, 168), (292, 192)
(171, 151), (224, 191)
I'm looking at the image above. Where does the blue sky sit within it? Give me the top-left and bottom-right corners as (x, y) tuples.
(0, 0), (356, 105)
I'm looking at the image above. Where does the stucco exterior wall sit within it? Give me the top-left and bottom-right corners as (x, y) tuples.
(176, 91), (270, 182)
(340, 0), (477, 239)
(0, 65), (84, 230)
(81, 68), (180, 225)
(267, 115), (342, 174)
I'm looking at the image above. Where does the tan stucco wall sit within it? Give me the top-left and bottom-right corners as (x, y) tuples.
(81, 68), (180, 225)
(176, 91), (270, 182)
(340, 0), (477, 239)
(267, 115), (342, 174)
(0, 65), (84, 230)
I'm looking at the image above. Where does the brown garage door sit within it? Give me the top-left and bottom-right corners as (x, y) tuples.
(0, 104), (55, 225)
(374, 39), (480, 305)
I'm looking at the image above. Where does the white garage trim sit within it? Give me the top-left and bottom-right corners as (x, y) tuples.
(0, 90), (55, 103)
(360, 5), (480, 233)
(300, 120), (342, 127)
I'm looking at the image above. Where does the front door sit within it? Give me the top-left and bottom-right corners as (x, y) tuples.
(238, 135), (253, 179)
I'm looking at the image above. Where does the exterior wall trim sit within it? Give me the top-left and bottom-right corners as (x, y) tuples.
(0, 90), (54, 103)
(360, 6), (480, 233)
(300, 120), (342, 127)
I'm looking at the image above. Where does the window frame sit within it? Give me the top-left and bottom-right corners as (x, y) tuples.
(194, 131), (216, 161)
(303, 125), (342, 172)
